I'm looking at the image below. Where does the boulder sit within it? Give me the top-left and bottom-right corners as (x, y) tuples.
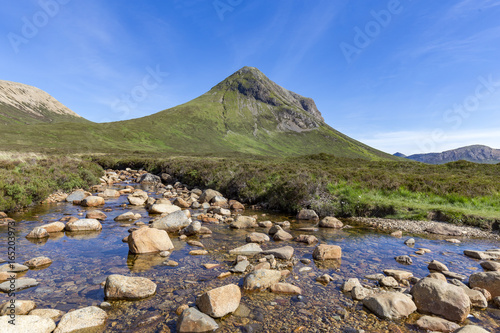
(149, 204), (180, 214)
(229, 243), (262, 256)
(104, 274), (157, 300)
(0, 315), (55, 333)
(270, 283), (301, 294)
(342, 278), (361, 292)
(272, 229), (293, 241)
(0, 300), (36, 315)
(258, 221), (273, 228)
(86, 210), (107, 220)
(127, 190), (149, 205)
(395, 255), (412, 265)
(0, 263), (29, 272)
(428, 260), (449, 272)
(453, 326), (491, 333)
(319, 216), (343, 228)
(415, 315), (460, 332)
(28, 309), (65, 322)
(363, 292), (416, 320)
(128, 227), (174, 254)
(81, 196), (105, 207)
(262, 246), (294, 260)
(351, 285), (373, 300)
(64, 219), (102, 232)
(180, 221), (202, 236)
(230, 216), (258, 229)
(294, 234), (318, 245)
(114, 212), (141, 221)
(54, 306), (107, 333)
(198, 189), (223, 203)
(151, 210), (191, 232)
(66, 189), (90, 203)
(313, 244), (341, 260)
(296, 209), (319, 220)
(411, 277), (470, 322)
(425, 224), (464, 236)
(380, 276), (399, 288)
(243, 269), (282, 291)
(469, 271), (500, 297)
(173, 197), (190, 208)
(24, 257), (52, 269)
(229, 200), (245, 210)
(383, 269), (413, 281)
(246, 232), (270, 243)
(177, 307), (219, 333)
(26, 227), (49, 239)
(196, 284), (241, 318)
(101, 189), (120, 198)
(138, 173), (161, 185)
(480, 261), (500, 271)
(459, 286), (488, 308)
(0, 278), (39, 292)
(39, 222), (65, 233)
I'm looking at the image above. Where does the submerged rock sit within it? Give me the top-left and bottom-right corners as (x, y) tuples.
(243, 269), (281, 291)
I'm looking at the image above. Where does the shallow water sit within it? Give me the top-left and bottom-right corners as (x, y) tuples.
(1, 182), (500, 332)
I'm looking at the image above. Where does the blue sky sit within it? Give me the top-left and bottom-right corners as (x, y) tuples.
(1, 0), (499, 155)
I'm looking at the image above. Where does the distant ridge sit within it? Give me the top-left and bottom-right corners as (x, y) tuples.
(0, 80), (86, 125)
(395, 145), (500, 164)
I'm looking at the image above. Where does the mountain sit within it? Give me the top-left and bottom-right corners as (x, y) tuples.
(397, 145), (500, 164)
(0, 67), (398, 159)
(393, 152), (407, 158)
(0, 80), (87, 125)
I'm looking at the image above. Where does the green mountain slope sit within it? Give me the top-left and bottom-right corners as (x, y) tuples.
(0, 67), (399, 159)
(0, 80), (88, 125)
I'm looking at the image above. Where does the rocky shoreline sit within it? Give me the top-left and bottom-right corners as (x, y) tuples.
(1, 168), (499, 332)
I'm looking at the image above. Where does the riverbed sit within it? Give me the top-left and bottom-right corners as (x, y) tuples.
(1, 181), (499, 332)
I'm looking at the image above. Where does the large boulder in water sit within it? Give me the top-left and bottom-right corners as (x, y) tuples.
(469, 271), (500, 297)
(128, 227), (174, 254)
(196, 284), (241, 318)
(138, 173), (161, 185)
(104, 274), (157, 300)
(362, 292), (416, 320)
(127, 189), (149, 205)
(151, 210), (191, 232)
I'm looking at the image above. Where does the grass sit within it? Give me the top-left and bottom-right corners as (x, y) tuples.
(0, 155), (102, 211)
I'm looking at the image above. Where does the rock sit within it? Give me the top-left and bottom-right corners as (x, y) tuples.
(404, 238), (415, 246)
(390, 230), (403, 237)
(198, 189), (223, 203)
(273, 229), (293, 241)
(181, 221), (202, 236)
(86, 210), (107, 220)
(296, 209), (319, 220)
(351, 285), (372, 300)
(446, 238), (461, 243)
(81, 196), (105, 207)
(258, 221), (273, 228)
(0, 278), (39, 292)
(114, 211), (141, 221)
(243, 269), (282, 291)
(395, 255), (412, 265)
(442, 271), (466, 280)
(316, 274), (336, 284)
(262, 246), (294, 260)
(472, 287), (491, 301)
(452, 326), (490, 333)
(177, 307), (219, 333)
(342, 278), (361, 292)
(464, 249), (500, 260)
(428, 272), (447, 282)
(24, 257), (52, 269)
(459, 286), (488, 308)
(149, 204), (180, 214)
(138, 173), (161, 185)
(270, 283), (301, 294)
(415, 315), (460, 332)
(426, 224), (464, 236)
(294, 234), (318, 245)
(494, 296), (500, 307)
(268, 225), (282, 235)
(469, 271), (500, 297)
(230, 216), (258, 229)
(54, 306), (107, 333)
(128, 227), (174, 254)
(196, 284), (241, 318)
(231, 260), (250, 273)
(189, 250), (208, 255)
(104, 274), (156, 300)
(365, 273), (385, 281)
(187, 241), (204, 249)
(26, 227), (49, 239)
(363, 292), (416, 320)
(411, 277), (470, 322)
(0, 300), (36, 315)
(210, 195), (227, 206)
(127, 190), (149, 205)
(171, 197), (189, 208)
(313, 244), (341, 260)
(246, 232), (270, 243)
(151, 210), (191, 232)
(383, 269), (413, 281)
(0, 315), (55, 333)
(428, 260), (449, 272)
(480, 261), (500, 271)
(380, 276), (399, 288)
(101, 189), (120, 198)
(0, 263), (29, 272)
(229, 200), (245, 210)
(319, 216), (343, 228)
(39, 222), (65, 233)
(64, 219), (102, 231)
(66, 189), (90, 203)
(229, 243), (263, 255)
(28, 309), (65, 321)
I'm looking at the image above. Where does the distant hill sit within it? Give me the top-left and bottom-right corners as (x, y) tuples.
(396, 145), (500, 164)
(0, 67), (399, 159)
(0, 80), (87, 125)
